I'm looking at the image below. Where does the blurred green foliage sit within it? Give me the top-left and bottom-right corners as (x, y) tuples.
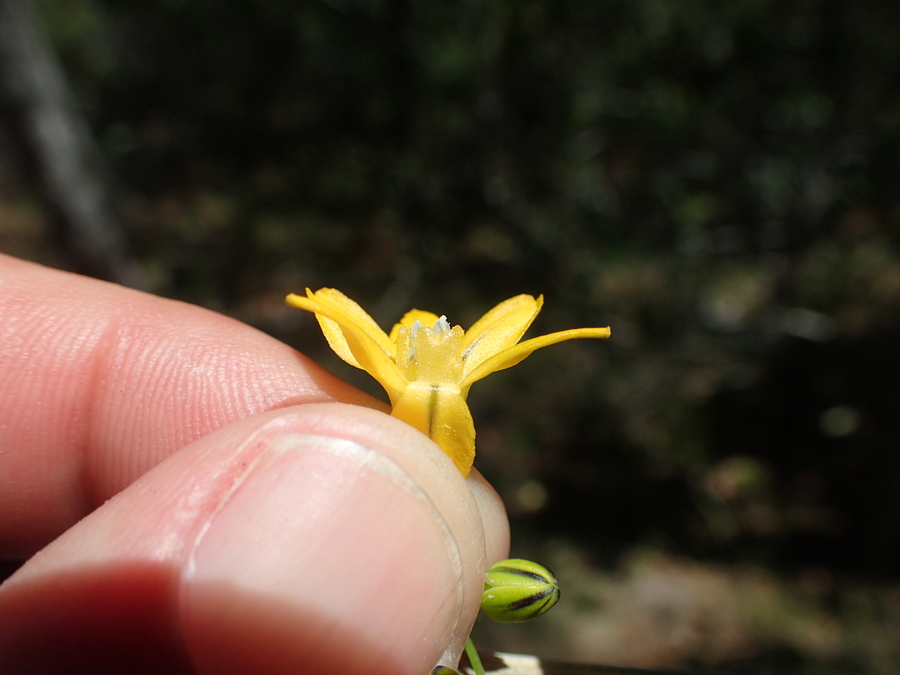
(13, 0), (900, 667)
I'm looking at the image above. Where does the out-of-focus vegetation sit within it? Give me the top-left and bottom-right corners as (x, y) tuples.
(3, 0), (900, 671)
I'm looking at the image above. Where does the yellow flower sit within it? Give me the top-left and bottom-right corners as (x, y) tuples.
(286, 288), (611, 477)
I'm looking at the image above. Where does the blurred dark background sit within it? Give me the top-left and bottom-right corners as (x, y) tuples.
(2, 0), (900, 672)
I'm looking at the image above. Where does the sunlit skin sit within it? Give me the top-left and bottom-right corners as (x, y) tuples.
(286, 289), (611, 477)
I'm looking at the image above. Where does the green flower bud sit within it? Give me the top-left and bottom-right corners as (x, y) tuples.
(480, 558), (560, 623)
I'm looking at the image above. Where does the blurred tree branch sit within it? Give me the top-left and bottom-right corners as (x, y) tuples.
(0, 0), (145, 288)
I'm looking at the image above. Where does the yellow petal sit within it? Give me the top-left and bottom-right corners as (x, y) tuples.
(388, 309), (443, 342)
(461, 295), (543, 378)
(314, 314), (360, 366)
(461, 326), (611, 389)
(287, 289), (395, 365)
(286, 289), (409, 402)
(337, 327), (410, 404)
(391, 381), (476, 477)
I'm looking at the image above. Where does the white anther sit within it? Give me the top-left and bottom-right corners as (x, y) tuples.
(433, 315), (450, 334)
(409, 320), (422, 362)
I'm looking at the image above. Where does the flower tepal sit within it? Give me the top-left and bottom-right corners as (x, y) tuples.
(286, 288), (611, 478)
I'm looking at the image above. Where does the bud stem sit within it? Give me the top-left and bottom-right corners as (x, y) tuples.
(464, 637), (487, 675)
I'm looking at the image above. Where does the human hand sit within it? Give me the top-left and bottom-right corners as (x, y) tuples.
(0, 254), (510, 675)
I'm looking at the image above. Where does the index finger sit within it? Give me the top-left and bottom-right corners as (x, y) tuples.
(0, 254), (383, 556)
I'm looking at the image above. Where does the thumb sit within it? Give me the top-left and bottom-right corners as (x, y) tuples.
(0, 404), (509, 675)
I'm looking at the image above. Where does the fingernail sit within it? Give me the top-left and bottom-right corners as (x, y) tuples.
(181, 434), (465, 672)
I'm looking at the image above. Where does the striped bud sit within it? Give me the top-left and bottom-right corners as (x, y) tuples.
(480, 558), (560, 623)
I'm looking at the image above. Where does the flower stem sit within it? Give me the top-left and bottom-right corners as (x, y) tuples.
(464, 637), (486, 675)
